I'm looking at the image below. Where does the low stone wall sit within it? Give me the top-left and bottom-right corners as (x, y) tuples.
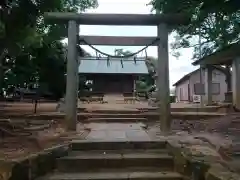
(166, 134), (240, 180)
(0, 144), (69, 180)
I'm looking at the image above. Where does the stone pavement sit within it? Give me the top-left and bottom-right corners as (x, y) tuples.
(85, 122), (151, 141)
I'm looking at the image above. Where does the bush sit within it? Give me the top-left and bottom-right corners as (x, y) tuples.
(170, 95), (176, 103)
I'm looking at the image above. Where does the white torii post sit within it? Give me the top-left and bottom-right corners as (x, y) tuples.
(157, 23), (171, 133)
(65, 20), (79, 131)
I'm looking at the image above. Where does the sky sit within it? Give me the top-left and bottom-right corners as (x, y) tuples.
(79, 0), (198, 87)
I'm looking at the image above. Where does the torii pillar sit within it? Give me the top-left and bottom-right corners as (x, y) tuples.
(65, 20), (79, 131)
(157, 23), (171, 133)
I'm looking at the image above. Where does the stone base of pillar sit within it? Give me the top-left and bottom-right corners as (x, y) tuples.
(56, 97), (67, 113)
(205, 102), (214, 106)
(205, 100), (217, 106)
(224, 91), (233, 103)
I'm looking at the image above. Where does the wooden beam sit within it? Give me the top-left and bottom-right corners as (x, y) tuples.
(44, 13), (190, 26)
(79, 36), (158, 46)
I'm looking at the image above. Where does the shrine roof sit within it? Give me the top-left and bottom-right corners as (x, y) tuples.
(78, 57), (149, 75)
(192, 42), (240, 66)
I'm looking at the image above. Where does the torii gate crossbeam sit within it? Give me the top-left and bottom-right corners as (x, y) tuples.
(44, 12), (190, 134)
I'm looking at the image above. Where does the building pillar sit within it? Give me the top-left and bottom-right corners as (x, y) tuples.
(199, 65), (204, 107)
(65, 20), (79, 131)
(204, 65), (213, 105)
(226, 65), (232, 92)
(224, 64), (232, 103)
(232, 57), (240, 109)
(133, 76), (136, 95)
(157, 23), (171, 133)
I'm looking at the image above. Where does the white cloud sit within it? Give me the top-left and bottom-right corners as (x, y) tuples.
(77, 0), (196, 87)
(86, 0), (152, 14)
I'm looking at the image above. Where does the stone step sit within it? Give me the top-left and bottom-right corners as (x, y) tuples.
(67, 149), (170, 154)
(78, 113), (225, 122)
(40, 171), (183, 180)
(14, 112), (225, 121)
(81, 113), (147, 118)
(71, 140), (167, 151)
(172, 107), (220, 113)
(79, 107), (223, 113)
(78, 108), (140, 114)
(57, 150), (173, 172)
(86, 117), (148, 123)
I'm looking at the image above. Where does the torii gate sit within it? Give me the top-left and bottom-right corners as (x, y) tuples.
(44, 12), (189, 133)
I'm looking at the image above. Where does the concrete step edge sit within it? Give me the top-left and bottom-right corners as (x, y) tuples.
(40, 171), (183, 180)
(58, 152), (172, 160)
(67, 149), (169, 154)
(70, 140), (167, 151)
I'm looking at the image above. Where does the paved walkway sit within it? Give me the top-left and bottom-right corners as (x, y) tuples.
(85, 123), (151, 141)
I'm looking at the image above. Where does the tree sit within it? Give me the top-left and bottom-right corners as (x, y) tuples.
(114, 49), (132, 56)
(149, 0), (240, 60)
(113, 49), (156, 92)
(143, 57), (157, 87)
(0, 0), (98, 99)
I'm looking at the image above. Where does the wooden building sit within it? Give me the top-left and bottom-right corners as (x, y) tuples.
(78, 57), (149, 94)
(173, 66), (228, 103)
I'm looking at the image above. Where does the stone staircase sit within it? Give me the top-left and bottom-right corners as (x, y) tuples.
(39, 140), (184, 180)
(78, 110), (225, 122)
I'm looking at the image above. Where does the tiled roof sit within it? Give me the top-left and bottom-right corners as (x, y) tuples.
(78, 57), (149, 74)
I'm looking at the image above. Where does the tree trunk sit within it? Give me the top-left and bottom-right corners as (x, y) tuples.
(0, 49), (7, 98)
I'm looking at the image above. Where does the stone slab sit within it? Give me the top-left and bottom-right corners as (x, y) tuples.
(85, 123), (151, 141)
(106, 131), (127, 139)
(87, 130), (108, 140)
(126, 130), (151, 141)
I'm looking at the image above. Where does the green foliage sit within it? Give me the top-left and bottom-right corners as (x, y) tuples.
(150, 0), (240, 60)
(136, 57), (156, 92)
(135, 80), (148, 91)
(114, 49), (132, 56)
(0, 0), (98, 99)
(112, 49), (156, 92)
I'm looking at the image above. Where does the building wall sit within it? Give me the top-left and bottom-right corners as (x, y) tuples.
(176, 68), (227, 103)
(189, 70), (202, 102)
(89, 74), (134, 94)
(175, 79), (190, 102)
(208, 69), (227, 102)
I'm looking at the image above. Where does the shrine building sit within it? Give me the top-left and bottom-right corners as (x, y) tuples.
(78, 57), (149, 94)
